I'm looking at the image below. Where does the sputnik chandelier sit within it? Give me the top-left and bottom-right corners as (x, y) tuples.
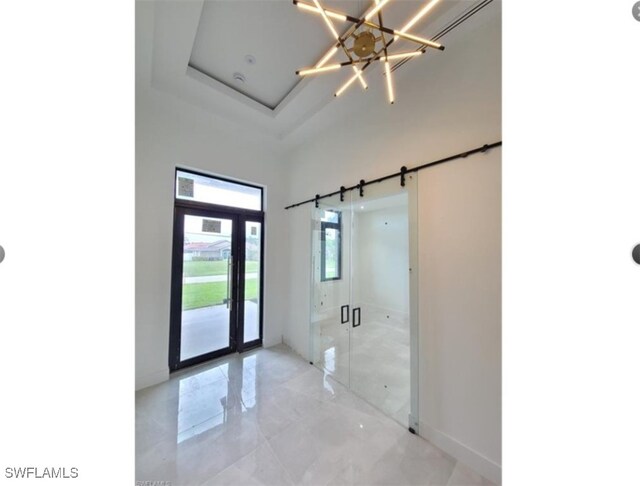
(294, 0), (444, 104)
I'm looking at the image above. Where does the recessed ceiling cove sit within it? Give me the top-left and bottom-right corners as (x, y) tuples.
(189, 1), (365, 110)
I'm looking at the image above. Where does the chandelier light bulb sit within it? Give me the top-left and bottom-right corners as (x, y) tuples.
(297, 63), (342, 76)
(312, 0), (340, 39)
(335, 72), (360, 97)
(295, 2), (347, 21)
(398, 0), (442, 36)
(384, 59), (394, 104)
(382, 51), (424, 61)
(394, 31), (442, 49)
(352, 66), (368, 89)
(364, 0), (392, 21)
(316, 46), (339, 68)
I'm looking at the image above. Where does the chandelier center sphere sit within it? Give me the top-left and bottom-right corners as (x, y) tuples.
(352, 31), (377, 58)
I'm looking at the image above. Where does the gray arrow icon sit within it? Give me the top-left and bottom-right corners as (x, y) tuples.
(634, 1), (640, 21)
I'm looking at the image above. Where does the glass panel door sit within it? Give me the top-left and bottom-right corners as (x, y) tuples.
(349, 176), (415, 427)
(241, 221), (262, 347)
(310, 192), (352, 387)
(308, 177), (418, 429)
(171, 208), (238, 369)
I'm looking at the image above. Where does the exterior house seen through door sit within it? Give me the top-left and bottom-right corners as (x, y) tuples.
(169, 169), (264, 371)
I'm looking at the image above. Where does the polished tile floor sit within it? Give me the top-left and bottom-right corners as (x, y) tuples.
(312, 307), (411, 426)
(136, 345), (495, 485)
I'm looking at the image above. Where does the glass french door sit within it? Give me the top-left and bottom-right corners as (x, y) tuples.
(170, 207), (263, 370)
(310, 175), (418, 429)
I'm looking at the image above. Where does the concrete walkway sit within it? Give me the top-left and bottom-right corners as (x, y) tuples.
(181, 301), (260, 361)
(184, 273), (258, 284)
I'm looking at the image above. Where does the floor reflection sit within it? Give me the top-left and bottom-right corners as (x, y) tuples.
(312, 307), (411, 426)
(136, 345), (494, 486)
(323, 346), (335, 373)
(174, 353), (257, 444)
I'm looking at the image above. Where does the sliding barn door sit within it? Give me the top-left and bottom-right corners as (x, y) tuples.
(309, 175), (419, 429)
(310, 192), (352, 388)
(348, 176), (417, 427)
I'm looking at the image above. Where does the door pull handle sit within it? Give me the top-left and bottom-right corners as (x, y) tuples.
(341, 305), (350, 324)
(352, 307), (361, 327)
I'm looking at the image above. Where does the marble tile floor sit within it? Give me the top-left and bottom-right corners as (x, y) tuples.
(312, 314), (411, 427)
(136, 344), (495, 486)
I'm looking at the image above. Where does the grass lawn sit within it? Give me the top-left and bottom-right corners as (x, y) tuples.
(182, 278), (259, 310)
(183, 260), (259, 277)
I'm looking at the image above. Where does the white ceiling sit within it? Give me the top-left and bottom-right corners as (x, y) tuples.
(189, 1), (366, 109)
(145, 0), (498, 141)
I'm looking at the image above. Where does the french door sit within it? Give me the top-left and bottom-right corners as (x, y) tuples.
(310, 175), (418, 429)
(170, 205), (263, 371)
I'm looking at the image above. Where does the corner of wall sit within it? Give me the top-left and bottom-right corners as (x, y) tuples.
(135, 368), (169, 392)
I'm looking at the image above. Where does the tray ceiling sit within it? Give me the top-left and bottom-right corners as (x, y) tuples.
(146, 0), (497, 140)
(189, 1), (366, 109)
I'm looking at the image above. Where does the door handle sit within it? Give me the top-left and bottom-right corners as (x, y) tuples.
(341, 305), (349, 324)
(352, 307), (361, 327)
(226, 257), (233, 309)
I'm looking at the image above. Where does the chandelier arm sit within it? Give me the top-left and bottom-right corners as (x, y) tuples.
(376, 9), (395, 104)
(387, 29), (443, 50)
(299, 51), (424, 76)
(377, 10), (389, 59)
(341, 52), (424, 66)
(293, 0), (444, 50)
(312, 0), (368, 89)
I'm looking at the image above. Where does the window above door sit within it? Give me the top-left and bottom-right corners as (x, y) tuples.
(176, 169), (263, 211)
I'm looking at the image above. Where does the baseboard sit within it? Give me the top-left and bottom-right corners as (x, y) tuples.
(263, 336), (281, 348)
(135, 368), (169, 391)
(419, 421), (501, 485)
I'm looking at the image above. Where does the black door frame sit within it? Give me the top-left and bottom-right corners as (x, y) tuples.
(237, 214), (265, 351)
(169, 179), (265, 371)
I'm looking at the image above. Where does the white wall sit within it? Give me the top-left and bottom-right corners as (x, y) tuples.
(353, 204), (409, 315)
(135, 88), (290, 390)
(283, 4), (501, 483)
(136, 3), (290, 391)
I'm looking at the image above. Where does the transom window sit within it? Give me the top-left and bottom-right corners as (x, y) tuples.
(176, 169), (263, 211)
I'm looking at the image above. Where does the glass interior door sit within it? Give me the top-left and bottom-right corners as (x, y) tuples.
(310, 192), (352, 387)
(178, 212), (236, 363)
(241, 220), (262, 347)
(349, 177), (414, 427)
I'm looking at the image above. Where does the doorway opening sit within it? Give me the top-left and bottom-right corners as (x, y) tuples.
(169, 169), (264, 371)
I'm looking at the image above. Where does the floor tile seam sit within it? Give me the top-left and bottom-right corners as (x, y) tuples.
(140, 374), (231, 407)
(173, 401), (258, 445)
(194, 439), (263, 486)
(135, 410), (189, 456)
(259, 398), (323, 452)
(176, 378), (233, 400)
(140, 410), (177, 440)
(279, 383), (343, 408)
(261, 426), (297, 486)
(170, 360), (231, 382)
(136, 389), (181, 411)
(255, 389), (323, 422)
(319, 391), (403, 432)
(443, 460), (461, 486)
